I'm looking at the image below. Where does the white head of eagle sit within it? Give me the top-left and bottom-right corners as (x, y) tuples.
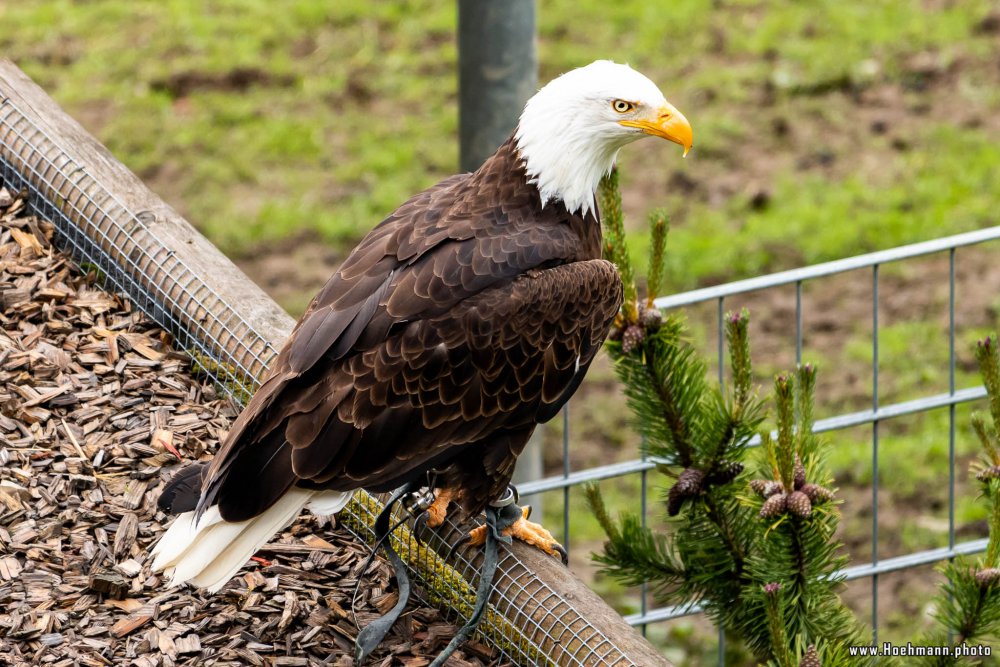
(515, 60), (693, 217)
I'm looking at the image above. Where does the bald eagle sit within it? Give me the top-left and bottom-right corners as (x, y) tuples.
(152, 60), (692, 592)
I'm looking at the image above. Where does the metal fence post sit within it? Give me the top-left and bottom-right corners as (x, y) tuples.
(457, 0), (544, 513)
(457, 0), (537, 172)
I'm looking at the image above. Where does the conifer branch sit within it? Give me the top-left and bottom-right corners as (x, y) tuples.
(727, 310), (753, 415)
(774, 374), (796, 491)
(703, 490), (747, 568)
(584, 483), (621, 544)
(977, 336), (1000, 435)
(761, 432), (783, 483)
(922, 563), (1000, 666)
(796, 363), (817, 458)
(918, 335), (1000, 663)
(585, 484), (687, 594)
(971, 413), (1000, 466)
(598, 169), (638, 322)
(644, 336), (695, 466)
(956, 585), (989, 645)
(646, 210), (669, 307)
(764, 583), (795, 667)
(986, 484), (1000, 569)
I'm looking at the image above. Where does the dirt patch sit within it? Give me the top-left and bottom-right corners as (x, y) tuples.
(151, 67), (297, 99)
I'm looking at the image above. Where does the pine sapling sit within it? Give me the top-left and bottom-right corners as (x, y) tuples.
(918, 336), (1000, 663)
(591, 168), (873, 665)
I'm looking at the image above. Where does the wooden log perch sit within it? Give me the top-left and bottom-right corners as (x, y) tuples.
(0, 59), (671, 667)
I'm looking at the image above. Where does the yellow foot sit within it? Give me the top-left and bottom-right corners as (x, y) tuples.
(468, 506), (567, 563)
(425, 487), (457, 528)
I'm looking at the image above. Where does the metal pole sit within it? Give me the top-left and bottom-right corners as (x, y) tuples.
(458, 0), (543, 511)
(458, 0), (537, 172)
(517, 426), (546, 517)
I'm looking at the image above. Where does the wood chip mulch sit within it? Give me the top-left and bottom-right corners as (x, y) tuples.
(0, 187), (508, 667)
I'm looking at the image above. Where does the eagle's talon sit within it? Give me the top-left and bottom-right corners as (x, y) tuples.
(425, 487), (456, 529)
(448, 532), (474, 560)
(412, 510), (429, 536)
(467, 523), (488, 548)
(465, 506), (565, 562)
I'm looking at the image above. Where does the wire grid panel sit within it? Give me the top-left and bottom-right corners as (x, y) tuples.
(522, 226), (1000, 662)
(0, 93), (640, 666)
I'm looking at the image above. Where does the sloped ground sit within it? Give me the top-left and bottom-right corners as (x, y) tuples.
(0, 190), (505, 666)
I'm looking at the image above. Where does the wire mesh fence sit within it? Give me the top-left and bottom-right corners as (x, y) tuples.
(0, 103), (278, 401)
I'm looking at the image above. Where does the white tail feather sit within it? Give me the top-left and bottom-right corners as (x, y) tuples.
(152, 488), (352, 593)
(306, 491), (353, 515)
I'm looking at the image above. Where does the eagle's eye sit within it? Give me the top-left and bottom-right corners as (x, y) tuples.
(611, 99), (635, 113)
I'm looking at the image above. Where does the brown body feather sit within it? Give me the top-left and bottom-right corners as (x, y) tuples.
(172, 135), (622, 523)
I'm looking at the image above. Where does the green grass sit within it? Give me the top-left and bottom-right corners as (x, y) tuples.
(627, 121), (1000, 290)
(2, 0), (459, 254)
(3, 0), (998, 287)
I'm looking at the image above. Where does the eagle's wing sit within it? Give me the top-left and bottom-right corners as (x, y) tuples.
(194, 172), (619, 521)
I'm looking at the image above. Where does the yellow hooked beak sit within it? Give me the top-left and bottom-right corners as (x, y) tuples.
(619, 101), (693, 157)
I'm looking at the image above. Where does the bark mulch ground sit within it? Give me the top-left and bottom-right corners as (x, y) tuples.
(0, 188), (506, 667)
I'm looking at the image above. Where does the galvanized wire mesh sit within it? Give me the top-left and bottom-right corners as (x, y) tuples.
(0, 92), (638, 666)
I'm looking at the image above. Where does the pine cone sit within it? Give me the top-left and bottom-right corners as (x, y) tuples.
(707, 460), (744, 486)
(667, 486), (684, 516)
(976, 568), (1000, 588)
(759, 493), (787, 518)
(621, 325), (645, 354)
(793, 454), (806, 490)
(786, 491), (812, 518)
(675, 468), (706, 495)
(976, 464), (1000, 482)
(667, 468), (705, 516)
(801, 483), (833, 504)
(799, 645), (821, 667)
(640, 307), (663, 333)
(750, 479), (784, 498)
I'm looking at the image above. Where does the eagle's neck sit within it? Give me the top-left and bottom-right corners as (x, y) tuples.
(513, 117), (623, 218)
(471, 136), (603, 260)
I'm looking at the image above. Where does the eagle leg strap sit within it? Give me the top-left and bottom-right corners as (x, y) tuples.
(354, 481), (420, 664)
(428, 499), (519, 667)
(445, 484), (519, 560)
(490, 484), (524, 536)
